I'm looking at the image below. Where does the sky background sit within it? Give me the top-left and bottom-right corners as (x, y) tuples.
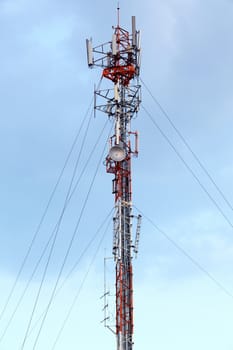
(1, 0), (233, 349)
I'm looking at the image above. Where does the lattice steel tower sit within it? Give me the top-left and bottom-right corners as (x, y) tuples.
(86, 8), (141, 350)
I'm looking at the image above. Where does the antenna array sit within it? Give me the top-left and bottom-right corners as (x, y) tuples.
(87, 12), (142, 350)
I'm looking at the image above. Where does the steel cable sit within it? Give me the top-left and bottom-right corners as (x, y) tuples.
(20, 109), (93, 349)
(0, 77), (102, 326)
(26, 207), (114, 341)
(0, 115), (109, 345)
(142, 105), (233, 231)
(0, 100), (90, 325)
(20, 78), (104, 350)
(30, 122), (113, 350)
(140, 77), (233, 212)
(51, 215), (112, 350)
(134, 205), (233, 300)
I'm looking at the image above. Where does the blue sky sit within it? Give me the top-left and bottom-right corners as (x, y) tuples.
(1, 0), (233, 349)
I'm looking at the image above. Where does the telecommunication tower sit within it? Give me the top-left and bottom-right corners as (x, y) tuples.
(86, 8), (142, 350)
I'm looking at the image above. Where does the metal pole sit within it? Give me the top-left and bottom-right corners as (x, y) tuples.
(86, 10), (141, 350)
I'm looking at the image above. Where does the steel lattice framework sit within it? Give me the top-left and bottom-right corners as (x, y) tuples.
(87, 9), (141, 350)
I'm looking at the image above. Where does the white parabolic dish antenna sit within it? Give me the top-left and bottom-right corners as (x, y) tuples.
(109, 145), (126, 162)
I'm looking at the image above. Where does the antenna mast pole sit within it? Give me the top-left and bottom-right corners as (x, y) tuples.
(86, 9), (141, 350)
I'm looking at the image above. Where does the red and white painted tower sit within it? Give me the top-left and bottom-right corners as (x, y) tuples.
(86, 8), (141, 350)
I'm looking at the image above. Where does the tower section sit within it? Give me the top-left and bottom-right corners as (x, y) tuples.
(86, 11), (141, 350)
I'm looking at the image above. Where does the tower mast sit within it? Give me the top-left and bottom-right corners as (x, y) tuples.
(86, 9), (141, 350)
